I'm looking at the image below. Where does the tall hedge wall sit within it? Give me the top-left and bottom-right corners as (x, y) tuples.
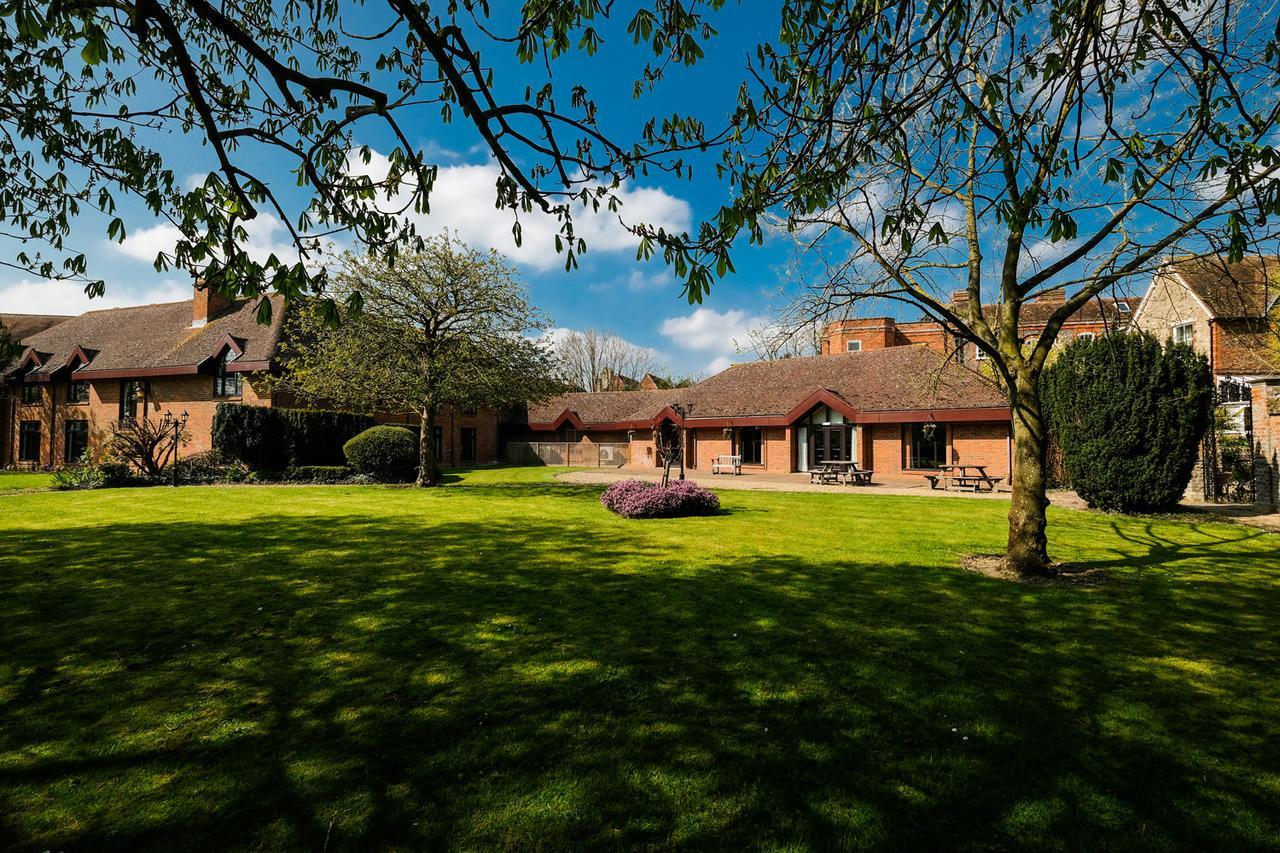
(1041, 332), (1212, 512)
(212, 404), (376, 470)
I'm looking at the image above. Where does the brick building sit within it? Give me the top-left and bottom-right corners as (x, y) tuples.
(2, 284), (501, 469)
(513, 346), (1012, 482)
(821, 290), (1140, 358)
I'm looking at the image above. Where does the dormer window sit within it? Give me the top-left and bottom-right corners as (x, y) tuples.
(1117, 301), (1131, 314)
(214, 348), (242, 397)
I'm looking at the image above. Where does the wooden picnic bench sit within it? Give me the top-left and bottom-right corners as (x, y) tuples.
(926, 465), (1002, 492)
(712, 454), (742, 475)
(810, 461), (874, 486)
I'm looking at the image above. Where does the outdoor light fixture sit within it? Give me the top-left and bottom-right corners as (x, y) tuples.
(161, 410), (190, 487)
(627, 430), (635, 441)
(722, 427), (732, 437)
(922, 421), (938, 440)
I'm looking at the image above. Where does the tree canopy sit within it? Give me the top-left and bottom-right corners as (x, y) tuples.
(275, 234), (560, 485)
(0, 1), (729, 310)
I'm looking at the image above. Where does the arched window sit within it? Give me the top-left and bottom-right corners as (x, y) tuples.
(214, 348), (242, 397)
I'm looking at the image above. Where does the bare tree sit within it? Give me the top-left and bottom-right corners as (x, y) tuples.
(653, 0), (1280, 575)
(555, 328), (663, 391)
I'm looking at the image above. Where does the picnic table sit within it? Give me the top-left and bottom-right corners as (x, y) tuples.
(809, 460), (874, 486)
(925, 464), (1002, 492)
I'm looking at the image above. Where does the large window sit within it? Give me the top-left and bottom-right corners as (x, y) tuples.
(1172, 322), (1193, 346)
(67, 381), (89, 404)
(214, 349), (242, 397)
(737, 426), (763, 465)
(18, 421), (40, 462)
(21, 384), (40, 405)
(64, 420), (89, 463)
(460, 427), (477, 461)
(907, 423), (947, 469)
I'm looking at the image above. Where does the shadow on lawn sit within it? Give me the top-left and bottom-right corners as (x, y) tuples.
(1, 504), (1278, 850)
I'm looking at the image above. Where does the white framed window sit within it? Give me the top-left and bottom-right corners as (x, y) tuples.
(1172, 322), (1193, 346)
(846, 340), (862, 352)
(975, 347), (988, 360)
(1117, 301), (1132, 314)
(1078, 332), (1096, 343)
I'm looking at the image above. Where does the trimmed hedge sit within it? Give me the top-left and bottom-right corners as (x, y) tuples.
(1041, 332), (1213, 512)
(212, 403), (375, 469)
(600, 479), (720, 518)
(343, 426), (418, 481)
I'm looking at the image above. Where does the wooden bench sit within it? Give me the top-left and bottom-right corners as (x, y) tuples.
(712, 454), (742, 475)
(843, 468), (874, 486)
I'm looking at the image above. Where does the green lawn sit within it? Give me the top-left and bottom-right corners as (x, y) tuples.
(0, 470), (53, 492)
(2, 468), (1278, 850)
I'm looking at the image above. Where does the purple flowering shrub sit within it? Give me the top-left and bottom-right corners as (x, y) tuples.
(600, 479), (721, 519)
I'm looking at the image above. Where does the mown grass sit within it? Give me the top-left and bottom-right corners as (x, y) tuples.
(1, 467), (1278, 850)
(0, 471), (53, 492)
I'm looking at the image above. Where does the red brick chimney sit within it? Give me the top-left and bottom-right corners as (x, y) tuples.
(951, 289), (970, 307)
(1034, 289), (1067, 305)
(192, 278), (233, 327)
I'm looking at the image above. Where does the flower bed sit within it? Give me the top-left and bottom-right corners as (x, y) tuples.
(600, 479), (720, 519)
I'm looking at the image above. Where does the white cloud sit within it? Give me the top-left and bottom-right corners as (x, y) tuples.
(0, 278), (190, 315)
(703, 355), (733, 373)
(112, 214), (304, 267)
(1019, 236), (1081, 274)
(659, 307), (768, 352)
(588, 267), (680, 294)
(346, 149), (691, 271)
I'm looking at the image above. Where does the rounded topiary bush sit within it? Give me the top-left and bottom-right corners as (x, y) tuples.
(343, 426), (418, 481)
(601, 479), (720, 518)
(1041, 331), (1212, 512)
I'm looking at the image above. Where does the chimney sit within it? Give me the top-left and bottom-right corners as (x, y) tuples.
(192, 278), (233, 327)
(1036, 289), (1067, 305)
(951, 289), (970, 306)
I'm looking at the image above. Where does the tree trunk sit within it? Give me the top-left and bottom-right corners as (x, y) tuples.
(416, 407), (442, 487)
(1006, 367), (1052, 576)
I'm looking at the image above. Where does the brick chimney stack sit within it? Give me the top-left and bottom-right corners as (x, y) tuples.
(192, 278), (233, 327)
(1034, 289), (1067, 305)
(950, 289), (971, 306)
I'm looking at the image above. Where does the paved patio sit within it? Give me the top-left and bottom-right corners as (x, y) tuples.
(557, 467), (1013, 499)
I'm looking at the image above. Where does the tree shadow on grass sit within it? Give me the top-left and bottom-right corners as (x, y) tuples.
(0, 511), (1278, 850)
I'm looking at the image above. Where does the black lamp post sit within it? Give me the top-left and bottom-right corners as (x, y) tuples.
(161, 410), (189, 487)
(671, 402), (693, 481)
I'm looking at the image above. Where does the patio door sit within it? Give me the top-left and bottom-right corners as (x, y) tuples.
(809, 426), (851, 465)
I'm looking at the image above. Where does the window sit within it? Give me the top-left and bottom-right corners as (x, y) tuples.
(737, 426), (763, 465)
(460, 427), (477, 462)
(1077, 332), (1096, 343)
(975, 347), (988, 360)
(906, 423), (947, 469)
(120, 380), (144, 420)
(1172, 322), (1193, 346)
(67, 381), (89, 404)
(432, 425), (443, 461)
(846, 340), (862, 353)
(64, 420), (88, 463)
(21, 384), (40, 405)
(214, 349), (242, 397)
(1117, 301), (1132, 314)
(18, 421), (40, 462)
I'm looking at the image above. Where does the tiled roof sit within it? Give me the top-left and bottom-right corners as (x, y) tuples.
(528, 388), (685, 424)
(959, 295), (1140, 329)
(7, 296), (287, 378)
(683, 346), (1006, 418)
(529, 346), (1007, 426)
(1166, 255), (1280, 318)
(1, 313), (72, 342)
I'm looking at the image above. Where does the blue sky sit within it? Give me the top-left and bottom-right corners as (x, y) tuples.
(0, 8), (806, 378)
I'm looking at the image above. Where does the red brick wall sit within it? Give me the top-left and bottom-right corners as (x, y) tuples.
(862, 420), (1010, 481)
(375, 408), (501, 466)
(8, 373), (272, 468)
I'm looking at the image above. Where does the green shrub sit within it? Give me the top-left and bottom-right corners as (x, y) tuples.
(213, 404), (374, 469)
(52, 461), (105, 490)
(284, 465), (356, 484)
(1041, 332), (1213, 512)
(174, 450), (251, 485)
(343, 426), (418, 481)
